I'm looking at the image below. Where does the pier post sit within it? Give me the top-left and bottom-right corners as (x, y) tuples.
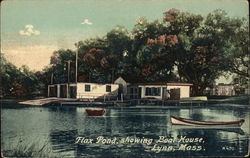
(48, 86), (50, 97)
(57, 84), (60, 97)
(66, 84), (69, 98)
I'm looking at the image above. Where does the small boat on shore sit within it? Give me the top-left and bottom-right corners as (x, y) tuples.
(86, 108), (105, 116)
(170, 115), (244, 128)
(180, 96), (208, 101)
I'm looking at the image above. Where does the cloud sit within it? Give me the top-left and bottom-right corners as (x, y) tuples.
(81, 19), (93, 25)
(19, 24), (40, 36)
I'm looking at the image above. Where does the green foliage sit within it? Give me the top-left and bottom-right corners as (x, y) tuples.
(0, 54), (45, 98)
(107, 26), (132, 55)
(45, 9), (248, 96)
(226, 23), (249, 78)
(177, 33), (191, 51)
(2, 138), (49, 157)
(136, 44), (157, 64)
(169, 9), (249, 95)
(165, 10), (203, 36)
(49, 49), (76, 84)
(232, 74), (249, 95)
(2, 9), (248, 98)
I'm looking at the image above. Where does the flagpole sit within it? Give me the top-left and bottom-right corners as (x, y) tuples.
(75, 46), (78, 99)
(76, 46), (78, 83)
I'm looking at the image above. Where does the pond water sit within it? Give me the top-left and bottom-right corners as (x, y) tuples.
(1, 104), (249, 157)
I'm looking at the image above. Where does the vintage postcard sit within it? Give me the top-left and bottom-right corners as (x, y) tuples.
(1, 0), (249, 157)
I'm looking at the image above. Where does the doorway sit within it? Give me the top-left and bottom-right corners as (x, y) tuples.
(60, 85), (67, 98)
(118, 84), (123, 100)
(162, 87), (167, 99)
(69, 86), (76, 98)
(170, 88), (180, 100)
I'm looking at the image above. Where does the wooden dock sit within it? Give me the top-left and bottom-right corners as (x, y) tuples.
(19, 97), (207, 107)
(128, 99), (207, 106)
(19, 97), (77, 106)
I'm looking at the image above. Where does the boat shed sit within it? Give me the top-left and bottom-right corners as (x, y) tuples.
(138, 82), (193, 100)
(114, 77), (193, 100)
(48, 82), (119, 100)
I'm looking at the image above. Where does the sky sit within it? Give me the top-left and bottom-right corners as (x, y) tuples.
(1, 0), (249, 83)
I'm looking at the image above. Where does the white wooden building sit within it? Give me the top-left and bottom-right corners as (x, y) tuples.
(138, 82), (193, 100)
(114, 77), (193, 100)
(48, 82), (118, 99)
(213, 84), (236, 96)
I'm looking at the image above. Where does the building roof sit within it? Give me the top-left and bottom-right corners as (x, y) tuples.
(137, 82), (193, 86)
(118, 76), (192, 86)
(167, 82), (193, 86)
(48, 82), (116, 86)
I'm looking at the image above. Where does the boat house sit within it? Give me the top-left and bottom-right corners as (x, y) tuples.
(48, 82), (119, 99)
(205, 83), (236, 96)
(114, 77), (193, 100)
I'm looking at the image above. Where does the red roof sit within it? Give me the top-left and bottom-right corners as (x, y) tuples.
(167, 82), (193, 86)
(118, 76), (193, 86)
(136, 82), (193, 86)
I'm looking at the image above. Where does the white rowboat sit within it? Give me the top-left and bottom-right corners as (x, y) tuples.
(171, 115), (244, 128)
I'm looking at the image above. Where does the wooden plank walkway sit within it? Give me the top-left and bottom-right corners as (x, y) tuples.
(19, 97), (77, 106)
(19, 97), (207, 106)
(128, 99), (207, 106)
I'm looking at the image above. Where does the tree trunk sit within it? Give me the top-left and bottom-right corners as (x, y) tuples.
(191, 84), (206, 96)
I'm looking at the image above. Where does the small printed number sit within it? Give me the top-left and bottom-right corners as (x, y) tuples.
(222, 146), (235, 151)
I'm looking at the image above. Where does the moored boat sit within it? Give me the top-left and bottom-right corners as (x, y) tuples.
(86, 108), (105, 116)
(170, 115), (244, 128)
(180, 96), (208, 101)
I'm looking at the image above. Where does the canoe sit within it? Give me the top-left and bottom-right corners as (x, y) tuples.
(86, 108), (105, 116)
(170, 115), (244, 128)
(180, 96), (208, 101)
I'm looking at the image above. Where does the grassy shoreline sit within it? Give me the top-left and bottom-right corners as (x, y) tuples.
(1, 99), (29, 108)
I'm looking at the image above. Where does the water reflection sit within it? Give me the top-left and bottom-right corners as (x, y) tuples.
(1, 105), (249, 157)
(50, 129), (77, 152)
(170, 128), (248, 157)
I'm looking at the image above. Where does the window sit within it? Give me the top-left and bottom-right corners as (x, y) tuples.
(145, 87), (161, 96)
(146, 88), (151, 96)
(85, 85), (91, 92)
(130, 88), (134, 94)
(106, 85), (111, 92)
(135, 88), (138, 93)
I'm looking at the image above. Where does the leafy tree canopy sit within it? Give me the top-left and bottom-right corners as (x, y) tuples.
(2, 9), (248, 98)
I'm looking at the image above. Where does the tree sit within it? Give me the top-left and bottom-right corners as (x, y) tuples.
(132, 18), (178, 81)
(163, 9), (248, 95)
(0, 54), (21, 97)
(0, 54), (44, 98)
(76, 27), (134, 83)
(49, 49), (76, 84)
(231, 74), (249, 95)
(76, 38), (108, 83)
(42, 9), (248, 97)
(227, 23), (249, 78)
(106, 26), (133, 81)
(10, 82), (29, 98)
